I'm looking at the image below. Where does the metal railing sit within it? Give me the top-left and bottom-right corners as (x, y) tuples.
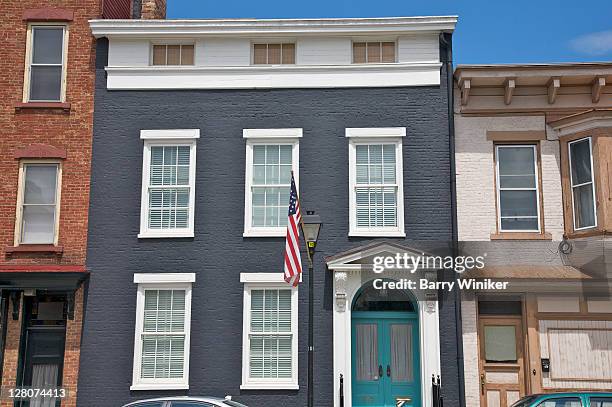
(432, 374), (443, 407)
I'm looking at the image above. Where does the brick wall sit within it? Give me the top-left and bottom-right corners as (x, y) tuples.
(0, 0), (102, 265)
(0, 1), (101, 405)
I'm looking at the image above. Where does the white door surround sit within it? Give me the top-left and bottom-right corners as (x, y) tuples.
(327, 242), (442, 407)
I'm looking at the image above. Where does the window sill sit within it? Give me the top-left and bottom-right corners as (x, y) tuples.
(490, 232), (552, 241)
(138, 232), (194, 239)
(5, 244), (63, 254)
(130, 383), (189, 391)
(240, 383), (299, 390)
(15, 102), (71, 112)
(243, 228), (285, 238)
(349, 230), (406, 238)
(565, 228), (608, 240)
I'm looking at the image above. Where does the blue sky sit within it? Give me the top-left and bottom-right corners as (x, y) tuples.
(168, 0), (612, 65)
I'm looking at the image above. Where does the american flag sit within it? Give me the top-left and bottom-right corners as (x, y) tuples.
(284, 172), (302, 286)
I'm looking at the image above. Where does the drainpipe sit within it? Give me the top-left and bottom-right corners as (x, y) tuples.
(439, 31), (466, 407)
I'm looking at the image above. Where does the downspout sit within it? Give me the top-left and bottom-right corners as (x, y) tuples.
(439, 32), (466, 407)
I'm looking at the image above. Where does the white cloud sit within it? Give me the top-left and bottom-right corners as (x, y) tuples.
(569, 30), (612, 56)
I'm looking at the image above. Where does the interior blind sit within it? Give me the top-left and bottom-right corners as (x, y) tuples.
(249, 289), (292, 379)
(355, 144), (398, 228)
(141, 290), (186, 379)
(148, 146), (190, 230)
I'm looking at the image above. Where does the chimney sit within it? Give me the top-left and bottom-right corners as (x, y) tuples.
(136, 0), (166, 19)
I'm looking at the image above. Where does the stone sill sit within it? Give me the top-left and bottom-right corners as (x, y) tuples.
(490, 232), (552, 241)
(15, 102), (71, 112)
(5, 244), (64, 254)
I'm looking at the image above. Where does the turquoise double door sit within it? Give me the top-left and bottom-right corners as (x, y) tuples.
(351, 312), (421, 407)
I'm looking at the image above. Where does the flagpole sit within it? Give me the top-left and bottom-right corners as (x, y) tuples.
(292, 171), (315, 407)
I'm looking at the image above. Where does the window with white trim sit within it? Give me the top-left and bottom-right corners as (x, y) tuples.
(347, 128), (405, 237)
(495, 145), (540, 232)
(569, 137), (597, 230)
(15, 162), (61, 245)
(139, 130), (199, 238)
(240, 274), (298, 390)
(243, 129), (301, 237)
(25, 25), (67, 102)
(131, 273), (194, 390)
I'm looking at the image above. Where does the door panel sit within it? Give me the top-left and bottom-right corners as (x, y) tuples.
(385, 321), (419, 406)
(479, 317), (525, 407)
(352, 320), (384, 406)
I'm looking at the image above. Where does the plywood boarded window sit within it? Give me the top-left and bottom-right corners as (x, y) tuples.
(353, 41), (396, 63)
(253, 43), (295, 65)
(152, 44), (194, 65)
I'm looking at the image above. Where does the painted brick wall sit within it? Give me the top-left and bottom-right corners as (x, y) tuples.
(78, 39), (460, 407)
(454, 114), (565, 242)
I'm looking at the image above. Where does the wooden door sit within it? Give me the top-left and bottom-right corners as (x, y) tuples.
(479, 317), (526, 407)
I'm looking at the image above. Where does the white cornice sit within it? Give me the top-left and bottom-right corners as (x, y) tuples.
(104, 62), (442, 89)
(89, 16), (457, 38)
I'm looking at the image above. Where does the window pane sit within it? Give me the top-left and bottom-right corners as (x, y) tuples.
(24, 165), (57, 204)
(381, 42), (395, 63)
(167, 45), (181, 65)
(484, 325), (516, 362)
(390, 324), (413, 382)
(590, 397), (612, 407)
(573, 184), (596, 228)
(32, 27), (63, 64)
(355, 323), (378, 381)
(570, 139), (593, 185)
(253, 44), (267, 64)
(267, 44), (281, 64)
(498, 146), (536, 188)
(141, 335), (185, 379)
(153, 45), (166, 65)
(181, 45), (194, 65)
(21, 205), (55, 244)
(356, 187), (397, 228)
(353, 42), (367, 63)
(499, 190), (538, 217)
(281, 43), (295, 64)
(250, 144), (291, 228)
(30, 66), (62, 101)
(367, 42), (381, 63)
(538, 398), (583, 407)
(249, 289), (293, 380)
(500, 217), (539, 231)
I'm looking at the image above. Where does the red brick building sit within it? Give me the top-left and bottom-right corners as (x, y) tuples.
(0, 1), (164, 406)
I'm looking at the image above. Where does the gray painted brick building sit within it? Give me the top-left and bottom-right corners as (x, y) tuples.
(79, 16), (462, 407)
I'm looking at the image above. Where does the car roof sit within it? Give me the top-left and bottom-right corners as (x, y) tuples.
(123, 396), (227, 406)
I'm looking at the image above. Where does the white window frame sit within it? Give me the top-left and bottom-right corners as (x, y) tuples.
(239, 273), (299, 390)
(14, 160), (63, 246)
(243, 128), (301, 237)
(346, 127), (406, 237)
(23, 23), (69, 103)
(131, 273), (195, 391)
(568, 137), (598, 231)
(138, 129), (199, 238)
(495, 144), (541, 233)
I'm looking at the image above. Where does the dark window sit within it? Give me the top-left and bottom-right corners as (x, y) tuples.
(134, 402), (166, 407)
(590, 398), (612, 407)
(352, 281), (415, 312)
(29, 26), (65, 101)
(478, 300), (522, 315)
(537, 397), (582, 407)
(223, 401), (249, 407)
(0, 292), (8, 380)
(511, 395), (538, 407)
(171, 402), (216, 407)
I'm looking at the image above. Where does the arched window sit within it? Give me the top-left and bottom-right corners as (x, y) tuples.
(352, 281), (416, 312)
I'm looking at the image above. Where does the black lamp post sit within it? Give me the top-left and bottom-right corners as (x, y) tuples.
(300, 210), (322, 407)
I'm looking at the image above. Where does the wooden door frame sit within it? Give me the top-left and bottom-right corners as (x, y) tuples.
(478, 315), (527, 407)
